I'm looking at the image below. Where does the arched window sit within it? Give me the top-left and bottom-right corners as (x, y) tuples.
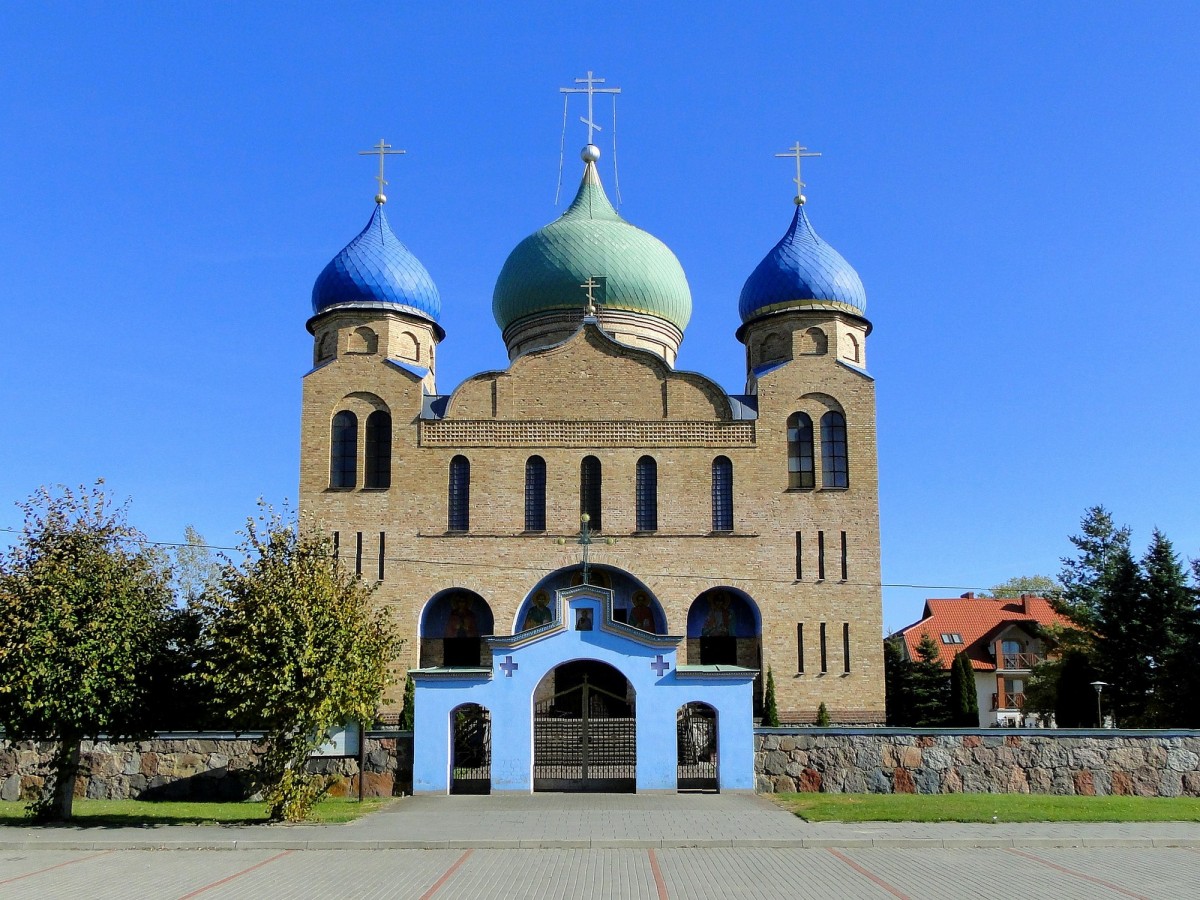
(330, 411), (357, 488)
(636, 456), (658, 532)
(711, 456), (733, 532)
(821, 411), (849, 488)
(364, 410), (391, 489)
(448, 455), (470, 532)
(786, 412), (815, 489)
(580, 455), (602, 531)
(524, 456), (546, 532)
(843, 333), (861, 363)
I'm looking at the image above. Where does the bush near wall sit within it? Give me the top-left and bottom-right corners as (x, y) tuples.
(754, 729), (1200, 797)
(0, 733), (413, 803)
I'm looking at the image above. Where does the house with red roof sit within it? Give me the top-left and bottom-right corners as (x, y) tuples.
(894, 594), (1072, 727)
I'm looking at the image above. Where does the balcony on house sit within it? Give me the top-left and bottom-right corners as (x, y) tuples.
(991, 691), (1026, 711)
(999, 651), (1044, 670)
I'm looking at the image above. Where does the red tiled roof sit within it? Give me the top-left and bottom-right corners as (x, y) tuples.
(894, 595), (1072, 671)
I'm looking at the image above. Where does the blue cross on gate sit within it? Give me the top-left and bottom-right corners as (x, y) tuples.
(651, 654), (669, 676)
(499, 656), (518, 677)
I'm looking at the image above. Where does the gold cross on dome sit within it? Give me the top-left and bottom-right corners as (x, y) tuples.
(561, 70), (621, 145)
(581, 276), (601, 317)
(776, 141), (821, 205)
(358, 139), (406, 204)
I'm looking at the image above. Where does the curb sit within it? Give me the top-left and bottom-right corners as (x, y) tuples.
(2, 837), (1198, 851)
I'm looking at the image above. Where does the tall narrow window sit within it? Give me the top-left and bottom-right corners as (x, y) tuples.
(711, 456), (733, 532)
(364, 410), (392, 489)
(840, 531), (848, 580)
(378, 532), (386, 581)
(330, 411), (357, 488)
(354, 531), (363, 576)
(636, 456), (658, 531)
(786, 413), (815, 489)
(796, 623), (805, 674)
(817, 530), (826, 580)
(332, 531), (340, 561)
(580, 456), (602, 531)
(821, 411), (849, 488)
(795, 531), (803, 580)
(524, 456), (546, 532)
(819, 622), (828, 673)
(843, 622), (851, 674)
(448, 455), (470, 532)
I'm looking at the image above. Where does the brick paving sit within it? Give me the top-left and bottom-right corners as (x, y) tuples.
(3, 794), (1200, 898)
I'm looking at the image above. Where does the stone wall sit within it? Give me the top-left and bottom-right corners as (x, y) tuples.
(754, 728), (1200, 796)
(0, 732), (413, 803)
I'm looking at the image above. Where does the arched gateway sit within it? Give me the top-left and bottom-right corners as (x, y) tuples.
(410, 581), (757, 793)
(533, 660), (635, 792)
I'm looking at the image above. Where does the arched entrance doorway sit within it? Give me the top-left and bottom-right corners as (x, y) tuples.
(533, 660), (635, 792)
(677, 702), (718, 792)
(450, 703), (490, 795)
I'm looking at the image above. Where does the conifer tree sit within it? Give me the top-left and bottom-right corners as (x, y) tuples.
(815, 701), (831, 727)
(949, 651), (979, 727)
(1141, 530), (1197, 726)
(909, 633), (950, 727)
(762, 666), (780, 727)
(399, 673), (416, 731)
(883, 638), (915, 726)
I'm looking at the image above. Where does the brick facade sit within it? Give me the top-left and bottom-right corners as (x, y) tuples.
(299, 296), (884, 724)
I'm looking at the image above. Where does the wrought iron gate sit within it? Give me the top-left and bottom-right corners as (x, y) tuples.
(676, 702), (718, 791)
(450, 704), (491, 794)
(534, 675), (636, 792)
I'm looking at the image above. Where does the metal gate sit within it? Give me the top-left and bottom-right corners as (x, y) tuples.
(450, 704), (491, 794)
(534, 675), (636, 792)
(677, 702), (718, 791)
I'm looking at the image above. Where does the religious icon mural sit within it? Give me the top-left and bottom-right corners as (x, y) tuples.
(629, 590), (656, 633)
(686, 589), (760, 668)
(521, 590), (554, 631)
(421, 590), (495, 668)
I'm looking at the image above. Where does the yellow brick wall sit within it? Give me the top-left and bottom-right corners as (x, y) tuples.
(299, 308), (884, 722)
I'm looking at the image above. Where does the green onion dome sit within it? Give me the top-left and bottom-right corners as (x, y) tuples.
(492, 151), (692, 336)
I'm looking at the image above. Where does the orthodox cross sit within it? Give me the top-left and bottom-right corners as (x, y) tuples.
(358, 139), (406, 204)
(581, 276), (601, 317)
(577, 513), (595, 585)
(499, 655), (519, 678)
(651, 654), (670, 676)
(776, 141), (821, 205)
(561, 70), (621, 145)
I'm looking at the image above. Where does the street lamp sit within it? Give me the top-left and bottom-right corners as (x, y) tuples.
(1090, 681), (1108, 728)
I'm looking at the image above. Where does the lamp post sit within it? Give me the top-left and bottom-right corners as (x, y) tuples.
(1090, 681), (1108, 728)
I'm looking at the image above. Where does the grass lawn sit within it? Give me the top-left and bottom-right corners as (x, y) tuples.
(774, 792), (1200, 823)
(0, 796), (392, 827)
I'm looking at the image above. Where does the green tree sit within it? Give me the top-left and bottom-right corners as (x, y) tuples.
(762, 666), (780, 726)
(949, 651), (979, 727)
(883, 638), (914, 726)
(815, 701), (831, 727)
(398, 673), (416, 731)
(909, 633), (950, 727)
(1140, 530), (1197, 726)
(988, 575), (1062, 598)
(1055, 650), (1101, 727)
(0, 483), (171, 820)
(197, 508), (401, 821)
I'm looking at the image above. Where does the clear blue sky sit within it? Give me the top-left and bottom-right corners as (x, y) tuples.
(2, 2), (1197, 632)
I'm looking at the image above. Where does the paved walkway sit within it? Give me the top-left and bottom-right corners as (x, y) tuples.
(2, 792), (1199, 851)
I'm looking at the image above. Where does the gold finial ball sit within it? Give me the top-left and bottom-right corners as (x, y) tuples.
(581, 144), (601, 163)
(580, 513), (591, 524)
(375, 194), (387, 205)
(556, 537), (566, 546)
(794, 194), (807, 206)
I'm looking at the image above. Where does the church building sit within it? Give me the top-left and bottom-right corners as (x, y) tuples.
(298, 87), (884, 792)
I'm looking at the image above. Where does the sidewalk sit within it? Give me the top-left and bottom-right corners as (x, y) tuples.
(2, 792), (1198, 851)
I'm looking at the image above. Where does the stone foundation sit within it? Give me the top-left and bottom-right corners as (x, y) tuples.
(0, 732), (413, 803)
(754, 728), (1200, 796)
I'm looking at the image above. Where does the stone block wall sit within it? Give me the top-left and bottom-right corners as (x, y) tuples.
(754, 728), (1200, 796)
(0, 733), (413, 803)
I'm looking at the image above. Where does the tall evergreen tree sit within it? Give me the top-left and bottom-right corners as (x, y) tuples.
(949, 651), (979, 726)
(1055, 650), (1100, 727)
(883, 638), (914, 726)
(1141, 530), (1197, 726)
(909, 633), (950, 727)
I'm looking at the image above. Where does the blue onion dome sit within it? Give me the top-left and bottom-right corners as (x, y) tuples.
(738, 203), (866, 323)
(311, 203), (441, 323)
(492, 152), (691, 333)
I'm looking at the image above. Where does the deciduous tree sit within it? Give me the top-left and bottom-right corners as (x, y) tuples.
(0, 483), (171, 820)
(196, 508), (401, 821)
